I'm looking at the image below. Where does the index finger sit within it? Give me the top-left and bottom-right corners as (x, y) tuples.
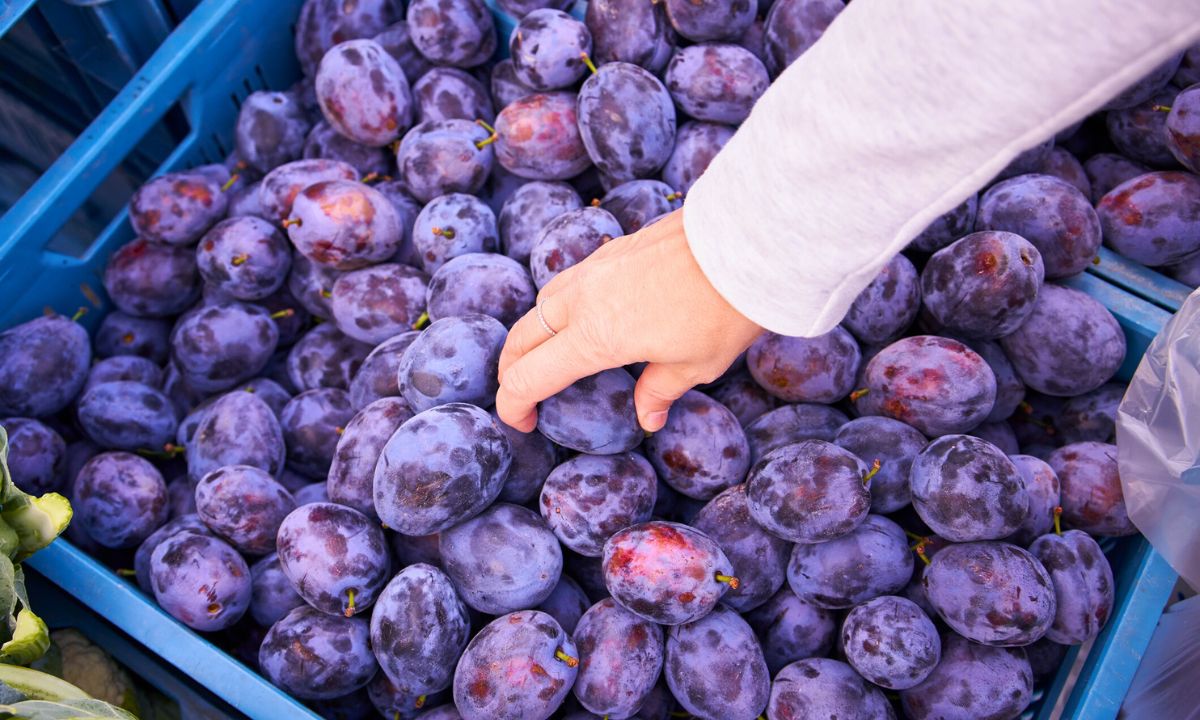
(495, 327), (605, 432)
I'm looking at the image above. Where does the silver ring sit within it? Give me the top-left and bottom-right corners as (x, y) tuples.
(536, 302), (557, 337)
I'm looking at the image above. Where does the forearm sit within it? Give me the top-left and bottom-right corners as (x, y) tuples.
(684, 0), (1200, 336)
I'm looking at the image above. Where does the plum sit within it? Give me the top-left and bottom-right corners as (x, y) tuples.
(924, 541), (1055, 646)
(285, 180), (403, 270)
(294, 0), (402, 76)
(133, 514), (213, 594)
(1, 417), (65, 494)
(843, 253), (922, 345)
(572, 598), (664, 718)
(316, 39), (412, 147)
(406, 0), (496, 68)
(910, 434), (1029, 542)
(235, 91), (311, 174)
(196, 217), (292, 301)
(185, 389), (286, 483)
(171, 302), (278, 393)
(509, 10), (592, 91)
(644, 390), (749, 500)
(920, 231), (1045, 339)
(195, 465), (296, 555)
(1097, 171), (1200, 267)
(1035, 146), (1092, 198)
(490, 59), (534, 108)
(1047, 441), (1135, 536)
(426, 253), (536, 327)
(537, 369), (641, 455)
(599, 179), (682, 235)
(744, 588), (836, 674)
(1107, 89), (1178, 166)
(577, 63), (676, 184)
(75, 452), (168, 549)
(536, 575), (591, 635)
(664, 0), (754, 42)
(855, 335), (997, 437)
(1029, 529), (1114, 645)
(747, 327), (860, 403)
(1005, 455), (1062, 546)
(412, 193), (498, 273)
(104, 239), (201, 318)
(540, 452), (657, 557)
(1166, 84), (1200, 172)
(1058, 383), (1123, 444)
(692, 484), (790, 612)
(744, 403), (849, 464)
(412, 67), (494, 126)
(664, 44), (768, 124)
(374, 403), (512, 534)
(453, 611), (577, 720)
(395, 119), (495, 203)
(767, 658), (892, 720)
(259, 158), (359, 222)
(908, 195), (978, 253)
(440, 503), (563, 614)
(999, 284), (1125, 397)
(1084, 153), (1152, 203)
(94, 312), (171, 364)
(842, 595), (941, 690)
(347, 331), (419, 410)
(279, 388), (355, 479)
(250, 553), (306, 628)
(130, 170), (228, 246)
(330, 263), (428, 344)
(499, 182), (583, 264)
(746, 439), (872, 543)
(276, 502), (391, 616)
(665, 605), (769, 720)
(707, 369), (777, 427)
(1102, 51), (1184, 110)
(151, 531), (250, 631)
(786, 514), (912, 609)
(662, 121), (734, 195)
(976, 174), (1102, 279)
(602, 521), (737, 625)
(327, 397), (412, 518)
(303, 120), (392, 177)
(287, 323), (372, 392)
(396, 314), (506, 412)
(260, 606), (377, 699)
(77, 381), (178, 452)
(834, 416), (925, 513)
(586, 0), (675, 73)
(529, 206), (622, 288)
(900, 634), (1033, 720)
(370, 563), (471, 696)
(762, 0), (843, 77)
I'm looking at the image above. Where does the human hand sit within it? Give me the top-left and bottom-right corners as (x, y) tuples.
(495, 208), (764, 433)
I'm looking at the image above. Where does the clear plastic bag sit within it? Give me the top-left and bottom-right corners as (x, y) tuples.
(1117, 287), (1200, 591)
(1121, 594), (1200, 719)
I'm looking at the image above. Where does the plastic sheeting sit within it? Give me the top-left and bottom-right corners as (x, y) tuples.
(1117, 287), (1200, 591)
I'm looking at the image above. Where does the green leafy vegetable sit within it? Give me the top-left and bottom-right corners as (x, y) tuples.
(0, 666), (88, 702)
(0, 698), (138, 719)
(0, 610), (49, 666)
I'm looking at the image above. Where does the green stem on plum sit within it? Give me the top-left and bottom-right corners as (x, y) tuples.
(136, 443), (185, 460)
(231, 253), (250, 267)
(580, 52), (598, 74)
(412, 311), (430, 330)
(1053, 505), (1063, 535)
(361, 172), (391, 185)
(862, 459), (881, 485)
(904, 530), (926, 542)
(221, 173), (240, 192)
(431, 226), (456, 239)
(590, 198), (602, 207)
(1153, 104), (1172, 113)
(414, 695), (427, 709)
(344, 589), (356, 617)
(121, 332), (136, 345)
(665, 191), (683, 202)
(335, 426), (345, 437)
(70, 307), (88, 322)
(281, 218), (302, 228)
(912, 539), (931, 565)
(269, 309), (295, 320)
(475, 119), (496, 135)
(715, 573), (740, 590)
(320, 289), (333, 299)
(475, 133), (498, 149)
(116, 569), (136, 577)
(555, 648), (579, 667)
(848, 388), (869, 402)
(1092, 255), (1101, 265)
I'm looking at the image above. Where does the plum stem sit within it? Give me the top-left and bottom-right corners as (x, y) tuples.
(1153, 104), (1172, 112)
(137, 443), (185, 460)
(320, 289), (333, 299)
(414, 695), (426, 709)
(904, 530), (926, 542)
(361, 172), (392, 184)
(243, 385), (256, 393)
(71, 307), (88, 322)
(475, 118), (497, 134)
(849, 388), (869, 402)
(665, 191), (683, 202)
(344, 589), (356, 617)
(335, 426), (345, 436)
(412, 311), (430, 330)
(475, 133), (498, 149)
(116, 569), (136, 577)
(389, 140), (402, 154)
(431, 226), (456, 239)
(715, 573), (740, 590)
(121, 332), (136, 345)
(269, 308), (295, 320)
(281, 218), (302, 228)
(231, 253), (250, 266)
(1092, 255), (1101, 265)
(221, 173), (240, 192)
(590, 198), (602, 207)
(912, 539), (931, 565)
(580, 52), (598, 74)
(555, 648), (579, 667)
(1054, 506), (1063, 535)
(862, 458), (882, 485)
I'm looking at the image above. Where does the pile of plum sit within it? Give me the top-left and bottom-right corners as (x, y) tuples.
(0, 0), (1184, 718)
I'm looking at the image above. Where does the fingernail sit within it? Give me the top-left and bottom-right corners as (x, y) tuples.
(644, 411), (669, 431)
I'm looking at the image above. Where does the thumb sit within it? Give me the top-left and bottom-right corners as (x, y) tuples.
(634, 363), (698, 432)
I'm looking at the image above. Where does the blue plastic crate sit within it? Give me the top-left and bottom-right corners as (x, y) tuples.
(1089, 247), (1194, 313)
(0, 0), (1183, 718)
